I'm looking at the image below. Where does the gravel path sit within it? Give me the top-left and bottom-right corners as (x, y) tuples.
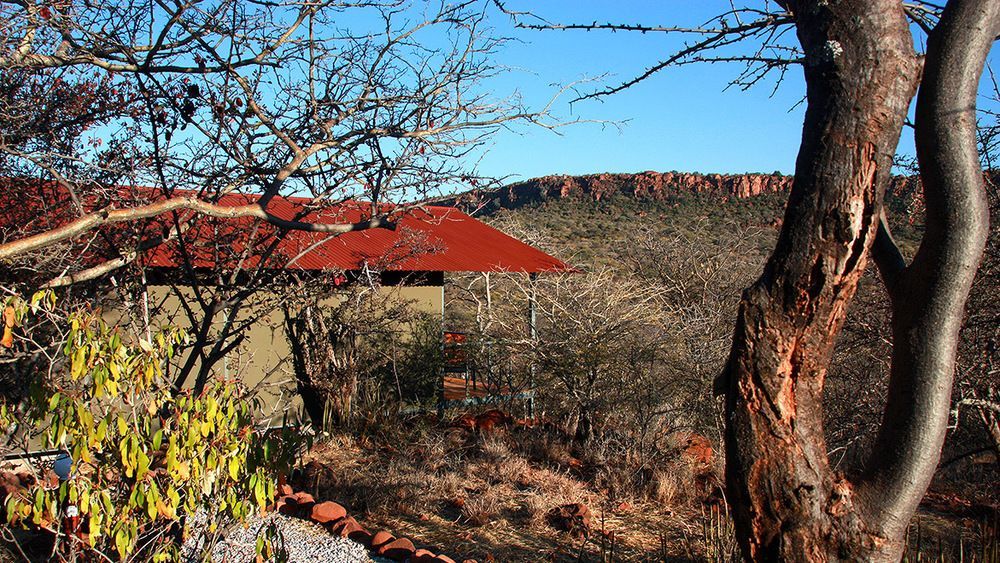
(182, 512), (389, 562)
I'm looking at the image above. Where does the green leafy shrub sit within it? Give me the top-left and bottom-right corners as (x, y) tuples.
(1, 293), (303, 561)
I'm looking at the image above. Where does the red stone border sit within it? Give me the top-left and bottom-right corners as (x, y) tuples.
(274, 484), (474, 563)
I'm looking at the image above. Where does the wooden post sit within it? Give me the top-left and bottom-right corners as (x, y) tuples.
(527, 272), (538, 419)
(437, 276), (446, 420)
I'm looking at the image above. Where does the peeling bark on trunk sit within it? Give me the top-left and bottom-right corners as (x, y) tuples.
(718, 1), (999, 561)
(719, 0), (917, 559)
(726, 0), (918, 561)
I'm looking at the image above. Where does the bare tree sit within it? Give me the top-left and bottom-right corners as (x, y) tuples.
(283, 274), (417, 428)
(0, 0), (561, 396)
(624, 221), (769, 437)
(0, 1), (552, 271)
(494, 269), (668, 445)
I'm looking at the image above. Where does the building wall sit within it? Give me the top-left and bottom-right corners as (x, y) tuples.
(145, 281), (443, 425)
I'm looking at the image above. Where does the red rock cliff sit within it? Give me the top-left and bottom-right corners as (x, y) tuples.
(449, 171), (922, 214)
(529, 171), (795, 201)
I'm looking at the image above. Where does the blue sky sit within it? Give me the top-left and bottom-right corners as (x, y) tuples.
(471, 2), (998, 182)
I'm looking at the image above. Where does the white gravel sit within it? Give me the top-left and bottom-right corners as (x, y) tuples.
(181, 511), (387, 563)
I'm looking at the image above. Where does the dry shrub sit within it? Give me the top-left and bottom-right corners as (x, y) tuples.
(492, 455), (531, 485)
(519, 466), (589, 508)
(542, 441), (574, 467)
(516, 429), (574, 467)
(649, 455), (709, 507)
(522, 492), (550, 527)
(592, 463), (630, 500)
(479, 432), (512, 463)
(649, 467), (684, 506)
(461, 490), (502, 526)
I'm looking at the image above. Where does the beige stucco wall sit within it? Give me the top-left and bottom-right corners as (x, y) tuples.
(145, 283), (443, 425)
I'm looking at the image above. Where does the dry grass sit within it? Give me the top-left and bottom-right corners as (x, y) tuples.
(522, 493), (550, 527)
(650, 469), (682, 506)
(461, 489), (503, 526)
(479, 432), (511, 463)
(295, 417), (720, 561)
(294, 416), (995, 562)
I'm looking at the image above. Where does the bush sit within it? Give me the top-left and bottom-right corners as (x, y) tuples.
(390, 313), (445, 403)
(1, 293), (304, 561)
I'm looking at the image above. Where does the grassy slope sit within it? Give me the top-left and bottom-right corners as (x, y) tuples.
(484, 192), (787, 267)
(475, 186), (924, 268)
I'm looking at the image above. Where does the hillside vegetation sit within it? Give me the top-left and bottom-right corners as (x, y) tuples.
(448, 171), (991, 500)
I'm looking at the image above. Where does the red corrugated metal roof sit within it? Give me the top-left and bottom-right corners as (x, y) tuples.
(3, 183), (571, 273)
(146, 193), (571, 272)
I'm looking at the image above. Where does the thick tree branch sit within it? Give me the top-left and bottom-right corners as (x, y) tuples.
(0, 196), (393, 261)
(872, 209), (907, 299)
(38, 215), (197, 288)
(859, 0), (1000, 541)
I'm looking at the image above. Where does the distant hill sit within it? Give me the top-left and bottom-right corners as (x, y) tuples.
(441, 171), (925, 267)
(448, 171), (923, 219)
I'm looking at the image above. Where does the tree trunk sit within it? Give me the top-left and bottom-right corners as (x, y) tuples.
(285, 307), (329, 425)
(863, 0), (1000, 543)
(284, 304), (359, 428)
(718, 0), (999, 560)
(575, 404), (593, 445)
(719, 0), (918, 559)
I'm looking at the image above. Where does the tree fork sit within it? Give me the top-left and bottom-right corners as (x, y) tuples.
(718, 0), (919, 559)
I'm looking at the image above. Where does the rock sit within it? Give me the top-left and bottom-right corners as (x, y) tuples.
(278, 491), (315, 516)
(615, 501), (632, 512)
(433, 556), (457, 563)
(370, 530), (395, 550)
(474, 410), (513, 432)
(482, 172), (796, 210)
(428, 171), (931, 232)
(676, 433), (713, 468)
(331, 516), (364, 537)
(276, 495), (294, 515)
(452, 413), (477, 431)
(377, 537), (416, 561)
(310, 501), (346, 524)
(348, 529), (373, 547)
(278, 483), (294, 497)
(547, 503), (591, 537)
(412, 548), (437, 562)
